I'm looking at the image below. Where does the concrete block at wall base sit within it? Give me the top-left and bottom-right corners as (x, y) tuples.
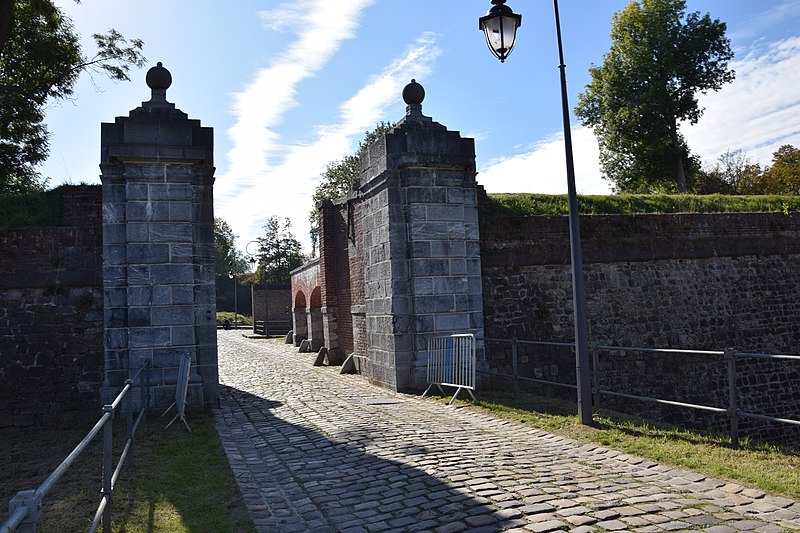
(313, 347), (327, 366)
(326, 348), (346, 366)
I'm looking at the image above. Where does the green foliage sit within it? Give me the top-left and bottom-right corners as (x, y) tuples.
(694, 149), (761, 194)
(485, 193), (800, 217)
(0, 184), (65, 226)
(309, 122), (394, 251)
(694, 146), (800, 195)
(576, 0), (734, 193)
(0, 0), (145, 196)
(214, 217), (247, 277)
(216, 311), (253, 327)
(254, 215), (305, 285)
(762, 145), (800, 195)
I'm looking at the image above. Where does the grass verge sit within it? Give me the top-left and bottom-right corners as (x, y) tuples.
(440, 390), (800, 500)
(1, 411), (254, 532)
(485, 193), (800, 217)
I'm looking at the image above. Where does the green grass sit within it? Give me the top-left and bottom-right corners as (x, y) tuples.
(440, 390), (800, 500)
(108, 412), (253, 533)
(485, 193), (800, 217)
(1, 412), (254, 532)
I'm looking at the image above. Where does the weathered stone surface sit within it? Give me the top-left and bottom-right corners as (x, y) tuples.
(481, 208), (800, 445)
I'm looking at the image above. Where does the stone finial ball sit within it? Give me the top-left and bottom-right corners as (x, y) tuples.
(402, 79), (425, 105)
(146, 61), (172, 90)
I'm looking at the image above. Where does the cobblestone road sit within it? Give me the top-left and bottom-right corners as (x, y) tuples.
(214, 330), (800, 533)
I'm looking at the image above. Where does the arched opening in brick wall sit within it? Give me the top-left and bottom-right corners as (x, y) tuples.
(309, 286), (324, 351)
(293, 291), (308, 347)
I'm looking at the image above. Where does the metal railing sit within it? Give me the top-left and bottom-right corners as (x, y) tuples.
(484, 338), (800, 447)
(2, 363), (151, 533)
(423, 334), (477, 405)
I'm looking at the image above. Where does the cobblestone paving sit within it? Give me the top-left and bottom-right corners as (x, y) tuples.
(215, 331), (800, 532)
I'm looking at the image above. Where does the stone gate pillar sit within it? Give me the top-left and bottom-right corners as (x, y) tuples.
(358, 80), (485, 392)
(100, 62), (218, 408)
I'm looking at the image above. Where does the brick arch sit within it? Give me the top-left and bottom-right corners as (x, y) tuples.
(294, 291), (307, 309)
(290, 260), (320, 348)
(310, 287), (322, 308)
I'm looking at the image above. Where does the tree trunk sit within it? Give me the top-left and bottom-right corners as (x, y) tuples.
(669, 118), (688, 193)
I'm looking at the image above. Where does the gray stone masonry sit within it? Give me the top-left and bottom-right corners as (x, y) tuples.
(216, 330), (800, 533)
(357, 80), (485, 392)
(100, 62), (218, 408)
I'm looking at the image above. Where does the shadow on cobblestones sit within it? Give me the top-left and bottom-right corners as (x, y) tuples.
(215, 331), (800, 533)
(218, 384), (496, 533)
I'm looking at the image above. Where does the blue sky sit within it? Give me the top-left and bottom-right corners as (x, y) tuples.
(42, 0), (800, 253)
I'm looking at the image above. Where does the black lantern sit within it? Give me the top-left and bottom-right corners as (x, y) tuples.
(479, 0), (522, 63)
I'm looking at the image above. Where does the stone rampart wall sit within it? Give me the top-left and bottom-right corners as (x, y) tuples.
(0, 186), (104, 426)
(480, 210), (800, 445)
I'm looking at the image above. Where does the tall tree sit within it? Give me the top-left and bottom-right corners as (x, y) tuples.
(309, 122), (394, 253)
(255, 216), (305, 285)
(0, 0), (145, 195)
(762, 145), (800, 195)
(576, 0), (734, 193)
(214, 217), (247, 276)
(694, 149), (763, 194)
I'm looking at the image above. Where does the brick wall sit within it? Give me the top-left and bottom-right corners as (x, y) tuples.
(251, 284), (292, 335)
(0, 186), (104, 426)
(480, 209), (800, 444)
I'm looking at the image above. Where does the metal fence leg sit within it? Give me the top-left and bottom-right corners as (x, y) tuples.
(725, 349), (739, 448)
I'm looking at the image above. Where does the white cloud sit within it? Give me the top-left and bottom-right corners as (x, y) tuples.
(225, 0), (376, 180)
(684, 36), (800, 166)
(217, 34), (441, 253)
(478, 126), (611, 196)
(480, 36), (800, 195)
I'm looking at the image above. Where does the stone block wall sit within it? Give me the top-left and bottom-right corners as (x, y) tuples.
(0, 186), (104, 426)
(480, 209), (800, 444)
(100, 64), (218, 409)
(352, 89), (484, 393)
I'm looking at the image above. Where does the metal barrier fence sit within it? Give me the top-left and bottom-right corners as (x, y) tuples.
(484, 338), (800, 447)
(2, 363), (151, 533)
(422, 334), (476, 405)
(253, 320), (290, 336)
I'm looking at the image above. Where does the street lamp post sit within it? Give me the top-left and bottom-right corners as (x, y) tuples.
(228, 268), (238, 329)
(479, 0), (593, 425)
(246, 240), (268, 335)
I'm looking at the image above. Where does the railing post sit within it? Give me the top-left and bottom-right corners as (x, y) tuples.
(102, 404), (114, 532)
(511, 338), (519, 395)
(725, 349), (739, 448)
(591, 347), (600, 412)
(125, 379), (133, 440)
